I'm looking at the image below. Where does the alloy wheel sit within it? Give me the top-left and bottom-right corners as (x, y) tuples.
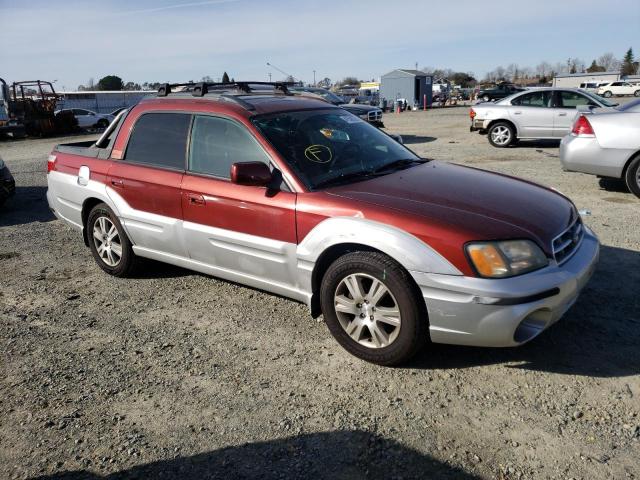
(491, 125), (511, 146)
(92, 216), (122, 267)
(333, 273), (401, 349)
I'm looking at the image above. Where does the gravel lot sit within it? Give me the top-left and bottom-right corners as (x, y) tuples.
(1, 106), (639, 480)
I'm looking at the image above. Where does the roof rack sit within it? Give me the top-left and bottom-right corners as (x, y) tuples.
(157, 81), (295, 98)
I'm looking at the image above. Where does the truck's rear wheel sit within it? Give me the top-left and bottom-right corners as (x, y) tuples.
(87, 203), (137, 277)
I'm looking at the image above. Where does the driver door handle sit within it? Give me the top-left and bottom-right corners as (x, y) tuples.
(187, 193), (205, 206)
(558, 112), (568, 116)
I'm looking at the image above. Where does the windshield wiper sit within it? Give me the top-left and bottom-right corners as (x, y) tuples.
(313, 171), (382, 190)
(371, 158), (428, 174)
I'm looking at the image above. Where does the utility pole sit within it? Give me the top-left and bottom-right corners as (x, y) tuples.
(415, 62), (418, 71)
(266, 61), (298, 83)
(268, 72), (272, 82)
(313, 70), (316, 86)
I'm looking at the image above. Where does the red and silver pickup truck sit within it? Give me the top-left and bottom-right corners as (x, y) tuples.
(46, 81), (599, 365)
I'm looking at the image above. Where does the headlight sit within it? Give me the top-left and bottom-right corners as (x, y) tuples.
(466, 240), (548, 278)
(358, 113), (369, 119)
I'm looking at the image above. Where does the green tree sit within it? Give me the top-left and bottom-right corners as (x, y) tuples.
(222, 72), (230, 83)
(621, 48), (636, 76)
(586, 60), (605, 73)
(96, 75), (124, 91)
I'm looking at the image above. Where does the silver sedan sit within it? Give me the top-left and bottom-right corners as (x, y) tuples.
(560, 99), (640, 198)
(470, 87), (616, 147)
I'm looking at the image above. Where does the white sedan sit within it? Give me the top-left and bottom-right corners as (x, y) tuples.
(560, 99), (640, 198)
(55, 108), (115, 129)
(596, 81), (640, 98)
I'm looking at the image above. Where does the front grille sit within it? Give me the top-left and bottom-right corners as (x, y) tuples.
(552, 216), (583, 264)
(367, 110), (382, 122)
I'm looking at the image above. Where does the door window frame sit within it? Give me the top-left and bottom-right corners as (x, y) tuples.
(185, 112), (293, 192)
(553, 90), (597, 109)
(510, 90), (551, 108)
(121, 110), (193, 173)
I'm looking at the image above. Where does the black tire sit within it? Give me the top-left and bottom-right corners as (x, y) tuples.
(624, 156), (640, 199)
(634, 90), (640, 97)
(87, 203), (138, 277)
(320, 251), (428, 366)
(603, 91), (613, 98)
(96, 119), (109, 129)
(483, 95), (490, 102)
(487, 121), (516, 148)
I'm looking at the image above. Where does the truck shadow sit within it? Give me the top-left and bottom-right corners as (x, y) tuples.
(28, 430), (480, 480)
(409, 244), (640, 378)
(0, 186), (55, 227)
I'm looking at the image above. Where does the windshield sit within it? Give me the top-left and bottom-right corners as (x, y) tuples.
(616, 98), (640, 112)
(253, 109), (421, 190)
(582, 90), (617, 107)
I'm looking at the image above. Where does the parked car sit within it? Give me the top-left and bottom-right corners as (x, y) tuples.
(290, 86), (384, 127)
(578, 82), (608, 93)
(0, 154), (16, 206)
(596, 81), (640, 98)
(560, 98), (640, 198)
(476, 83), (525, 102)
(46, 82), (599, 365)
(55, 108), (115, 129)
(469, 87), (616, 147)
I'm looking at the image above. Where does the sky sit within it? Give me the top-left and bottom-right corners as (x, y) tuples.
(0, 0), (638, 90)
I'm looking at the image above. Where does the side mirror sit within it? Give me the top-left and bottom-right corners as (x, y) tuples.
(230, 162), (272, 187)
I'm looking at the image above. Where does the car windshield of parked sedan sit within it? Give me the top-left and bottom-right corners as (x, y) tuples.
(253, 109), (422, 190)
(616, 98), (640, 112)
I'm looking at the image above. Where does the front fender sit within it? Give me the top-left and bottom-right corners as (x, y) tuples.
(296, 216), (462, 276)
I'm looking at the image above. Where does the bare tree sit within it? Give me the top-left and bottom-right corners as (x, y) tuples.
(506, 63), (520, 81)
(597, 52), (620, 71)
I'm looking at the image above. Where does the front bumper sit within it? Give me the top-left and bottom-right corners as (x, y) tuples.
(560, 134), (631, 179)
(0, 166), (16, 203)
(410, 227), (599, 347)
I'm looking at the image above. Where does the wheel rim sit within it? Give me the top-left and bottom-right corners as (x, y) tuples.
(92, 216), (122, 267)
(636, 167), (640, 190)
(334, 273), (401, 349)
(491, 125), (511, 145)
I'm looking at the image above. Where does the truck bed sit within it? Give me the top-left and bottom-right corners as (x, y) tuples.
(54, 141), (101, 158)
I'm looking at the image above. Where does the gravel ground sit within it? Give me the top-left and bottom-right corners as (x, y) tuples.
(1, 106), (639, 480)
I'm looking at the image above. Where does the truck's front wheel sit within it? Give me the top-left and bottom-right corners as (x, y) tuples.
(320, 251), (428, 366)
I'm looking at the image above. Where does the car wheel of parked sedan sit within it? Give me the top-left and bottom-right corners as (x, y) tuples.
(634, 90), (640, 97)
(87, 203), (137, 276)
(320, 251), (428, 366)
(603, 91), (613, 98)
(96, 119), (109, 129)
(483, 95), (490, 102)
(624, 156), (640, 199)
(488, 122), (515, 148)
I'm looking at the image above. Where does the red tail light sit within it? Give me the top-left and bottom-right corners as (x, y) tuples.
(571, 115), (594, 136)
(47, 154), (57, 173)
(469, 108), (476, 120)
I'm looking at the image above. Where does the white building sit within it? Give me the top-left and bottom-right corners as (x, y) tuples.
(552, 71), (620, 88)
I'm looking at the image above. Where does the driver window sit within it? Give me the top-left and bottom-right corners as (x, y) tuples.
(558, 91), (595, 108)
(188, 115), (271, 178)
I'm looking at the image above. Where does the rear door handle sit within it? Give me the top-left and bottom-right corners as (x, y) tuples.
(513, 111), (522, 115)
(110, 178), (124, 187)
(187, 193), (205, 206)
(558, 112), (568, 116)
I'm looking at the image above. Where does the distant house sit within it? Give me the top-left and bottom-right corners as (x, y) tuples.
(380, 69), (433, 108)
(552, 71), (620, 88)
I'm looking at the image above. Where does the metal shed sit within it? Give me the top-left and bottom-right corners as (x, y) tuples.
(380, 69), (433, 109)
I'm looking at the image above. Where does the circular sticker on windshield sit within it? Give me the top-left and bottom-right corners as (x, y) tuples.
(305, 145), (333, 164)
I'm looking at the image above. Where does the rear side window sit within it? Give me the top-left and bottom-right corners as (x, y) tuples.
(188, 115), (271, 178)
(511, 91), (550, 107)
(125, 113), (191, 170)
